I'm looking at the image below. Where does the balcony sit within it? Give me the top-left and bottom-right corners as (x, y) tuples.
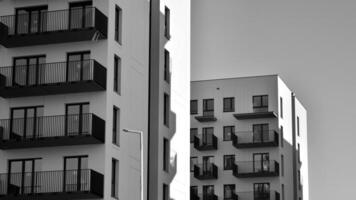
(193, 133), (218, 151)
(235, 191), (280, 200)
(233, 161), (279, 178)
(232, 130), (279, 148)
(193, 164), (218, 180)
(0, 169), (103, 200)
(0, 7), (107, 48)
(233, 108), (277, 120)
(194, 111), (217, 122)
(0, 113), (105, 149)
(0, 59), (106, 98)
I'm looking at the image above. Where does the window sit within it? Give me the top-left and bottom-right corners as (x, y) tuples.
(297, 117), (300, 136)
(8, 158), (42, 192)
(190, 157), (198, 172)
(223, 126), (235, 141)
(282, 184), (285, 200)
(298, 143), (301, 163)
(65, 102), (89, 136)
(164, 93), (170, 127)
(252, 124), (269, 143)
(190, 100), (198, 114)
(224, 184), (236, 199)
(298, 170), (302, 190)
(280, 126), (284, 147)
(164, 50), (170, 83)
(67, 51), (91, 82)
(163, 184), (169, 200)
(115, 5), (122, 44)
(223, 97), (235, 112)
(203, 185), (214, 198)
(280, 97), (283, 118)
(203, 99), (214, 116)
(13, 55), (46, 86)
(254, 183), (270, 198)
(163, 138), (170, 172)
(191, 186), (198, 197)
(190, 128), (198, 143)
(10, 106), (44, 139)
(15, 6), (48, 34)
(114, 55), (121, 94)
(281, 154), (284, 176)
(64, 155), (88, 192)
(113, 107), (120, 145)
(223, 155), (235, 170)
(164, 6), (170, 39)
(202, 127), (214, 145)
(111, 159), (119, 198)
(69, 1), (92, 29)
(253, 95), (268, 112)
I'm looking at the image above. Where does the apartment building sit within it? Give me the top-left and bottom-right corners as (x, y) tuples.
(190, 75), (309, 200)
(0, 0), (190, 200)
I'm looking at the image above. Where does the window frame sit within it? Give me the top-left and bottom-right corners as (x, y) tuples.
(111, 158), (119, 198)
(115, 5), (122, 44)
(223, 97), (235, 112)
(112, 106), (120, 146)
(190, 128), (198, 143)
(202, 99), (214, 116)
(190, 156), (198, 172)
(164, 6), (170, 39)
(164, 49), (170, 83)
(223, 155), (235, 170)
(223, 126), (235, 141)
(164, 93), (170, 127)
(113, 55), (121, 94)
(252, 95), (269, 112)
(224, 184), (236, 199)
(190, 100), (198, 115)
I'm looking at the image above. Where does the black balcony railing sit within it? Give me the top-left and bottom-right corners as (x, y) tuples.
(232, 130), (279, 148)
(202, 193), (218, 200)
(233, 110), (278, 120)
(191, 193), (200, 200)
(193, 164), (218, 180)
(0, 7), (107, 47)
(0, 113), (105, 149)
(0, 59), (106, 98)
(233, 191), (280, 200)
(0, 169), (103, 200)
(233, 161), (279, 178)
(193, 133), (218, 151)
(194, 110), (217, 122)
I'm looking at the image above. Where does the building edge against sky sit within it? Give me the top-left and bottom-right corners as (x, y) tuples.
(190, 75), (309, 200)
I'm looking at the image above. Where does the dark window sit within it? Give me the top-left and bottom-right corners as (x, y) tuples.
(223, 155), (235, 170)
(253, 124), (269, 143)
(253, 95), (268, 112)
(298, 143), (301, 163)
(163, 184), (169, 200)
(164, 7), (170, 39)
(63, 155), (88, 192)
(253, 153), (270, 173)
(15, 6), (48, 35)
(114, 55), (121, 94)
(280, 97), (283, 118)
(203, 185), (214, 199)
(282, 184), (285, 200)
(281, 154), (284, 176)
(163, 138), (170, 172)
(223, 126), (235, 141)
(191, 186), (198, 197)
(202, 127), (214, 145)
(113, 107), (120, 145)
(190, 100), (198, 114)
(190, 157), (198, 172)
(280, 126), (284, 147)
(224, 184), (235, 199)
(223, 97), (235, 112)
(65, 102), (89, 136)
(254, 183), (270, 199)
(13, 55), (46, 86)
(164, 50), (170, 83)
(298, 170), (301, 190)
(10, 106), (44, 139)
(66, 51), (91, 82)
(115, 6), (122, 44)
(203, 99), (214, 116)
(111, 158), (119, 198)
(69, 1), (92, 29)
(297, 117), (300, 136)
(164, 93), (170, 127)
(190, 128), (198, 143)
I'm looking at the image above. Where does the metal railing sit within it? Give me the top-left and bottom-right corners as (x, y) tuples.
(0, 113), (102, 141)
(235, 191), (280, 200)
(233, 160), (279, 175)
(194, 133), (218, 149)
(0, 60), (104, 88)
(232, 130), (278, 145)
(193, 163), (218, 178)
(0, 7), (100, 35)
(0, 169), (102, 196)
(202, 110), (214, 116)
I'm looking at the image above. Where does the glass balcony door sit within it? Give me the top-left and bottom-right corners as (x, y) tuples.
(202, 99), (214, 116)
(15, 6), (48, 35)
(253, 153), (270, 173)
(202, 127), (213, 145)
(203, 185), (214, 200)
(65, 103), (89, 136)
(13, 56), (46, 86)
(66, 52), (90, 82)
(202, 156), (214, 174)
(253, 124), (269, 143)
(69, 1), (92, 30)
(254, 183), (270, 200)
(10, 106), (44, 139)
(63, 156), (88, 192)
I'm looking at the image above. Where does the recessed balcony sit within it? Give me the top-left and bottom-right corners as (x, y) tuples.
(0, 7), (107, 48)
(232, 130), (279, 148)
(0, 59), (106, 98)
(194, 111), (217, 122)
(193, 164), (218, 180)
(232, 161), (279, 178)
(193, 133), (218, 151)
(235, 191), (280, 200)
(0, 169), (104, 200)
(0, 113), (105, 149)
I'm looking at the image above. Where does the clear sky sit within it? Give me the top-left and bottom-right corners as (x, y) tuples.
(191, 0), (356, 199)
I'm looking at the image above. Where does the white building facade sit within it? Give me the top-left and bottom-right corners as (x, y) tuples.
(190, 75), (308, 200)
(0, 0), (190, 200)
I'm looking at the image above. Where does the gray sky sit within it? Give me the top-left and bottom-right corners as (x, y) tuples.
(191, 0), (356, 199)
